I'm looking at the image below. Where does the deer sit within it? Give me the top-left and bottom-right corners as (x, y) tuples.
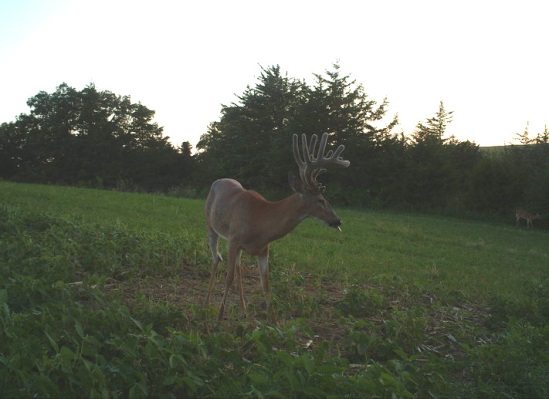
(516, 209), (541, 229)
(204, 133), (350, 320)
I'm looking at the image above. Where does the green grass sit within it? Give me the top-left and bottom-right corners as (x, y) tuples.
(1, 181), (548, 398)
(1, 181), (546, 301)
(326, 209), (548, 302)
(0, 181), (205, 235)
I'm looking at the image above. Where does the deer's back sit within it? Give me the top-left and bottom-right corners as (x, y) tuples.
(205, 179), (267, 237)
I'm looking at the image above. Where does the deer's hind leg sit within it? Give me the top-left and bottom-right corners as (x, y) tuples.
(218, 244), (243, 320)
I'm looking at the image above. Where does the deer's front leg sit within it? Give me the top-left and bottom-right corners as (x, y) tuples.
(257, 245), (271, 310)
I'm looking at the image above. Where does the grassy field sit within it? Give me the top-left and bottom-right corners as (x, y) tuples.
(1, 181), (548, 398)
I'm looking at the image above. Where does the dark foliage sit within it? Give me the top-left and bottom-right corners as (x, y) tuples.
(0, 83), (195, 191)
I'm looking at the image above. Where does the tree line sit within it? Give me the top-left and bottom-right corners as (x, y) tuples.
(0, 83), (194, 191)
(1, 65), (548, 224)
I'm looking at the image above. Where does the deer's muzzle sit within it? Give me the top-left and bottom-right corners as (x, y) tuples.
(329, 219), (342, 231)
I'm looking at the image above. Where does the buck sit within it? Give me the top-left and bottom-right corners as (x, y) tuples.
(516, 209), (541, 229)
(205, 133), (350, 320)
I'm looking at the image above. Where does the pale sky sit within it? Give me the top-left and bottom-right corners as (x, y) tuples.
(1, 0), (547, 149)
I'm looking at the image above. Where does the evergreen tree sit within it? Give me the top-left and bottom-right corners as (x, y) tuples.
(303, 63), (398, 147)
(307, 64), (399, 205)
(405, 101), (479, 210)
(195, 64), (400, 204)
(196, 65), (308, 194)
(411, 100), (453, 145)
(533, 125), (549, 144)
(515, 122), (532, 145)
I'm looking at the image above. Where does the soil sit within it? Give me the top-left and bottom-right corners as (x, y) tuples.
(106, 261), (352, 342)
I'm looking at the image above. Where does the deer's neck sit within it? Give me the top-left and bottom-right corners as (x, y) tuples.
(235, 192), (311, 256)
(256, 193), (307, 243)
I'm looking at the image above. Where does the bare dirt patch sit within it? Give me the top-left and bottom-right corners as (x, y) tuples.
(105, 261), (351, 341)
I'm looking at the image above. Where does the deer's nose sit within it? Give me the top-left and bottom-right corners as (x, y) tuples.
(329, 219), (342, 230)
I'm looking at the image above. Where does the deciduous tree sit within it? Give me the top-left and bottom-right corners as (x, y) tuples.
(0, 83), (189, 190)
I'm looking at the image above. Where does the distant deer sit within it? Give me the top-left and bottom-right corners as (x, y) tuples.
(205, 133), (350, 320)
(516, 209), (541, 229)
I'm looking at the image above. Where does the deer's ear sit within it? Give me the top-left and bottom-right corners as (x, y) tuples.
(288, 172), (304, 194)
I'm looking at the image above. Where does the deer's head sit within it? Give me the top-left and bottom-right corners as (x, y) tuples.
(289, 133), (350, 230)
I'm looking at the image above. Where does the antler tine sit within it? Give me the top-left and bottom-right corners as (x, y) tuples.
(330, 144), (351, 168)
(314, 132), (328, 163)
(293, 134), (308, 186)
(309, 133), (350, 171)
(293, 132), (350, 192)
